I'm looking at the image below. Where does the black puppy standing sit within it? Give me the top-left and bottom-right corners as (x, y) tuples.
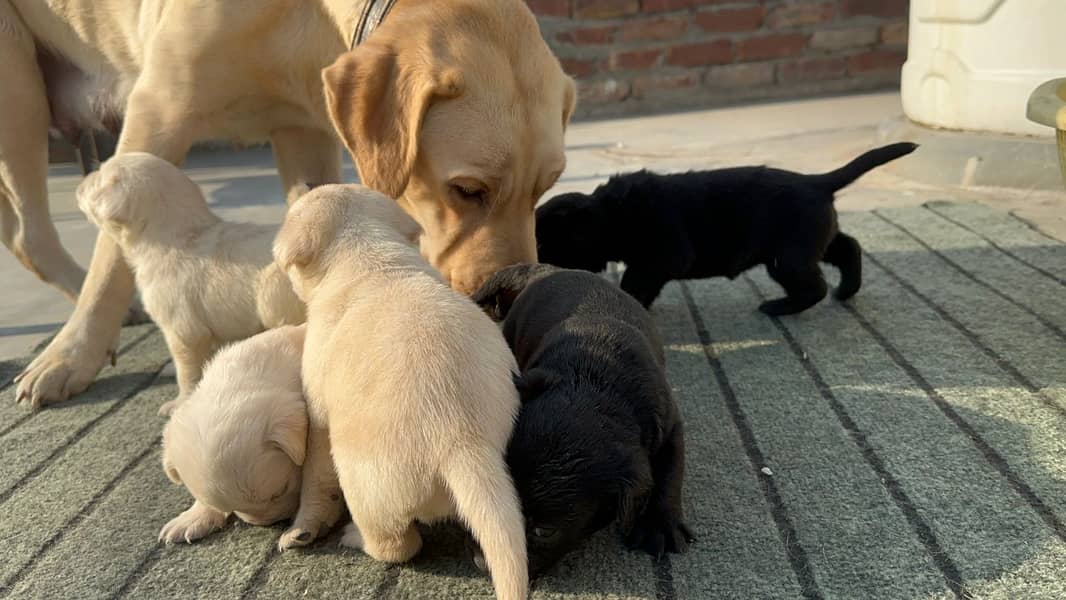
(536, 142), (918, 314)
(470, 263), (692, 576)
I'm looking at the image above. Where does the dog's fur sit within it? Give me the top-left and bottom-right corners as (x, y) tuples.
(77, 153), (304, 414)
(160, 325), (308, 544)
(273, 185), (528, 600)
(10, 0), (575, 409)
(471, 263), (692, 575)
(535, 143), (919, 314)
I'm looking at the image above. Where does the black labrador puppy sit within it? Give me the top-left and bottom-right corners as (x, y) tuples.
(535, 142), (918, 314)
(470, 263), (692, 576)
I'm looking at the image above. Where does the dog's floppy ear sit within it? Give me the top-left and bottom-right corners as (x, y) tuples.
(322, 42), (464, 199)
(596, 443), (653, 531)
(267, 398), (308, 466)
(78, 170), (135, 227)
(273, 204), (323, 271)
(512, 368), (559, 404)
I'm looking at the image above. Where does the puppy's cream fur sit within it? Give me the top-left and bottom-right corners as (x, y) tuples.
(274, 185), (528, 600)
(160, 325), (307, 544)
(77, 153), (305, 414)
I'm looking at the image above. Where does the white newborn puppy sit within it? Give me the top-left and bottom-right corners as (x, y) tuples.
(159, 325), (307, 543)
(77, 152), (305, 415)
(273, 185), (528, 600)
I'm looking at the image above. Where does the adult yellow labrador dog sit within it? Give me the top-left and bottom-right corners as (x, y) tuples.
(4, 0), (575, 407)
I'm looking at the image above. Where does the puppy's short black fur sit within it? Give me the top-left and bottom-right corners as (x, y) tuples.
(470, 263), (692, 576)
(535, 142), (918, 314)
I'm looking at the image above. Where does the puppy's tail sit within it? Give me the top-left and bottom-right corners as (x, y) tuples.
(808, 142), (918, 194)
(445, 450), (528, 600)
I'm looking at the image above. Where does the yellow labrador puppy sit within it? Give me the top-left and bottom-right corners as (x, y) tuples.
(12, 0), (575, 410)
(274, 185), (527, 600)
(77, 153), (304, 415)
(160, 325), (307, 544)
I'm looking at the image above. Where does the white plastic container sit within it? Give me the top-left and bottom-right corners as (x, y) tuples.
(901, 0), (1066, 136)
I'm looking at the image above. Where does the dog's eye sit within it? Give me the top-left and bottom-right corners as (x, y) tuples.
(532, 526), (559, 540)
(449, 179), (489, 206)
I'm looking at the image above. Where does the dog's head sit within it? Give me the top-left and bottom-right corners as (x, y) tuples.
(504, 370), (653, 575)
(321, 0), (575, 294)
(470, 262), (561, 321)
(76, 152), (213, 247)
(161, 371), (307, 526)
(535, 192), (612, 274)
(273, 184), (422, 300)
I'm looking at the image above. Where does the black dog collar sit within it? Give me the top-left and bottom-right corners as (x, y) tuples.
(351, 0), (399, 49)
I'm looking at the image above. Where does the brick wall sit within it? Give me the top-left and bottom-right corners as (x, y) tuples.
(528, 0), (908, 118)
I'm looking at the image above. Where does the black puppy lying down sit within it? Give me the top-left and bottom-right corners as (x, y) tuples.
(535, 142), (918, 314)
(470, 263), (692, 576)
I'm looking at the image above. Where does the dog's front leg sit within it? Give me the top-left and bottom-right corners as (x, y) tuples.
(158, 333), (216, 417)
(270, 127), (342, 205)
(619, 268), (670, 309)
(278, 424), (344, 550)
(159, 500), (230, 544)
(625, 421), (694, 557)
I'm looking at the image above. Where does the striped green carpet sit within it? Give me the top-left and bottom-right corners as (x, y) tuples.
(1, 202), (1064, 599)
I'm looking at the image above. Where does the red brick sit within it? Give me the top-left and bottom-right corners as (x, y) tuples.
(573, 0), (639, 19)
(621, 16), (688, 42)
(559, 57), (601, 78)
(777, 57), (847, 83)
(666, 39), (734, 67)
(810, 27), (878, 50)
(847, 49), (906, 72)
(880, 22), (908, 45)
(610, 48), (664, 70)
(632, 72), (701, 97)
(526, 0), (570, 17)
(578, 78), (631, 103)
(705, 62), (775, 88)
(694, 7), (765, 33)
(556, 25), (619, 45)
(737, 33), (809, 61)
(766, 2), (836, 29)
(642, 0), (748, 11)
(841, 0), (907, 18)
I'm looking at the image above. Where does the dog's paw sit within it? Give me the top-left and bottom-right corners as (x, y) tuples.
(757, 298), (796, 317)
(15, 323), (118, 409)
(339, 522), (364, 550)
(157, 394), (187, 417)
(278, 523), (320, 551)
(159, 504), (228, 544)
(625, 509), (695, 558)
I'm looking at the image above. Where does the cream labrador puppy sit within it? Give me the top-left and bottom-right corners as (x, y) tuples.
(273, 184), (527, 600)
(160, 325), (308, 544)
(12, 0), (575, 410)
(77, 152), (304, 414)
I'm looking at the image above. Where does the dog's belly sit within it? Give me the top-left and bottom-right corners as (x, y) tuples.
(37, 50), (129, 142)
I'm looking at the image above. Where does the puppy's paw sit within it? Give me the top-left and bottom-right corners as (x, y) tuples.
(339, 522), (364, 550)
(159, 504), (228, 544)
(157, 394), (187, 417)
(278, 523), (320, 551)
(757, 298), (797, 317)
(625, 509), (695, 558)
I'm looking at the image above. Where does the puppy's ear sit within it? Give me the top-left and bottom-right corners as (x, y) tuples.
(600, 444), (654, 531)
(267, 399), (309, 466)
(512, 368), (559, 404)
(273, 205), (323, 271)
(161, 447), (182, 485)
(322, 43), (464, 199)
(77, 170), (135, 227)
